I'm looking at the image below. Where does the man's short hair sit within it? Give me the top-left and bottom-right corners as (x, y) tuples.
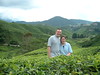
(56, 28), (62, 32)
(57, 28), (62, 30)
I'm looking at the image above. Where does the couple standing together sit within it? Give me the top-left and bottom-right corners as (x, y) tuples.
(47, 29), (73, 58)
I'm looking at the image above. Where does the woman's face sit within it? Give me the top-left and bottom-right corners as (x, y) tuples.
(61, 37), (66, 44)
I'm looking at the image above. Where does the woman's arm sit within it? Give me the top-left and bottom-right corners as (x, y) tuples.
(67, 43), (73, 56)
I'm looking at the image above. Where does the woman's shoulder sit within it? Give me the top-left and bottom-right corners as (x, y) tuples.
(65, 42), (70, 45)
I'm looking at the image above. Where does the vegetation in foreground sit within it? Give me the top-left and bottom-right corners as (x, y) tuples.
(0, 40), (100, 75)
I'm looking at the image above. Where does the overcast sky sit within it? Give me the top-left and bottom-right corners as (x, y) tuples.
(0, 0), (100, 22)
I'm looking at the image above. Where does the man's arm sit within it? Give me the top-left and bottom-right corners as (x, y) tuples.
(47, 46), (51, 58)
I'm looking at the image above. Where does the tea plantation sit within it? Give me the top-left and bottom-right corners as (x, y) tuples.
(0, 46), (100, 75)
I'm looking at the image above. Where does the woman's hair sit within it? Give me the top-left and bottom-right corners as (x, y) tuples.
(60, 35), (67, 43)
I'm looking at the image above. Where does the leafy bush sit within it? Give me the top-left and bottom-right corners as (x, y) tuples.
(9, 41), (19, 45)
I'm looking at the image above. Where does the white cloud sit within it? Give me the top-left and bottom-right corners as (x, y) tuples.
(0, 0), (37, 9)
(0, 0), (100, 21)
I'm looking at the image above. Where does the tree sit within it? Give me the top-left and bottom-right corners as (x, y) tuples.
(0, 27), (11, 44)
(22, 32), (33, 50)
(72, 33), (77, 38)
(10, 40), (19, 45)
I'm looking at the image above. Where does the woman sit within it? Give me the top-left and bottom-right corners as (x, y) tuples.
(60, 35), (73, 56)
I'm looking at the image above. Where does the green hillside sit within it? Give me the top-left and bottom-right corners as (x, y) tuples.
(16, 16), (92, 26)
(80, 35), (100, 47)
(74, 22), (100, 36)
(0, 20), (73, 50)
(61, 22), (100, 38)
(0, 20), (100, 74)
(0, 20), (57, 50)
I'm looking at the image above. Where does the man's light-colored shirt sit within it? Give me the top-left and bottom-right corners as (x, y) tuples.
(60, 42), (73, 55)
(48, 35), (60, 57)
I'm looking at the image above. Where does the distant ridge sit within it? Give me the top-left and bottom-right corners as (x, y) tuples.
(0, 18), (13, 22)
(16, 16), (92, 26)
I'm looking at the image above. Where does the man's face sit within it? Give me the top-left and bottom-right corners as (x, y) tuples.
(56, 30), (62, 37)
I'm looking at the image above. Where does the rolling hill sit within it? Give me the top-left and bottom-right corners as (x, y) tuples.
(0, 20), (57, 50)
(61, 22), (100, 37)
(16, 16), (92, 26)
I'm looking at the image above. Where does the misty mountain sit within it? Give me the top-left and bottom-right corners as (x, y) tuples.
(16, 16), (92, 26)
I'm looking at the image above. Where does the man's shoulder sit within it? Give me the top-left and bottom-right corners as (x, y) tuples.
(49, 35), (55, 38)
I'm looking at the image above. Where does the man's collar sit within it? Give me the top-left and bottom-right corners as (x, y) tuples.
(55, 34), (60, 38)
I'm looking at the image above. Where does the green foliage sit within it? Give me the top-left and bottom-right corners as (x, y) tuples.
(72, 33), (86, 38)
(0, 24), (11, 44)
(9, 40), (19, 45)
(61, 22), (100, 38)
(72, 33), (77, 38)
(0, 46), (23, 59)
(81, 35), (100, 47)
(0, 20), (100, 75)
(75, 22), (100, 36)
(0, 46), (100, 75)
(0, 20), (55, 50)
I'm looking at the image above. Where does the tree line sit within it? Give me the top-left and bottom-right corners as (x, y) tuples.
(72, 33), (86, 38)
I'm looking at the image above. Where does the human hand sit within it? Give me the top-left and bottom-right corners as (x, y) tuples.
(66, 53), (71, 56)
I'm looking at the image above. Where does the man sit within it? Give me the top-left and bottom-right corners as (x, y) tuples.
(47, 29), (62, 58)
